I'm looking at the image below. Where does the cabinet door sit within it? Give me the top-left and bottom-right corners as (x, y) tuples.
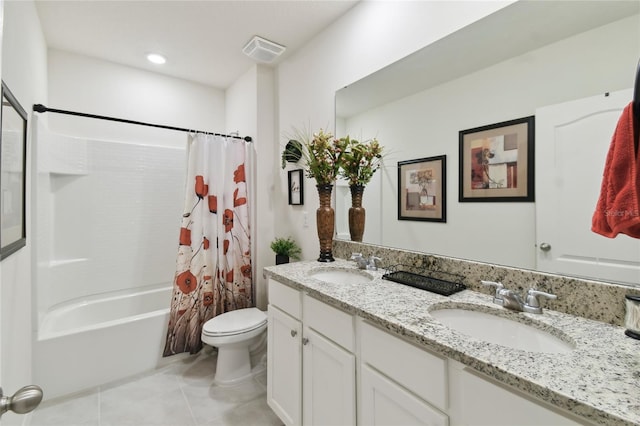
(267, 305), (302, 426)
(448, 361), (584, 426)
(360, 364), (448, 426)
(303, 326), (356, 426)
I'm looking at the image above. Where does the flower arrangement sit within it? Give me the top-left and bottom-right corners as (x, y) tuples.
(301, 129), (347, 186)
(283, 126), (383, 187)
(340, 136), (384, 186)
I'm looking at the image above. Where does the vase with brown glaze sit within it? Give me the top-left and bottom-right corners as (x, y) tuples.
(316, 184), (335, 262)
(348, 184), (366, 242)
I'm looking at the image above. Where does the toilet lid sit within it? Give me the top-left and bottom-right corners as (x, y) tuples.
(202, 307), (267, 337)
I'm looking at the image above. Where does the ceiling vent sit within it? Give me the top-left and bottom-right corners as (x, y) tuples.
(242, 36), (286, 63)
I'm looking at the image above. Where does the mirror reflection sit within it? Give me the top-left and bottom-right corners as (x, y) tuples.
(335, 1), (640, 286)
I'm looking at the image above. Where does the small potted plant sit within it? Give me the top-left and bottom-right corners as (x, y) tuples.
(270, 236), (302, 265)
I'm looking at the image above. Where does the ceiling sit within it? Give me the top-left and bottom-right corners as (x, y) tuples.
(34, 0), (360, 89)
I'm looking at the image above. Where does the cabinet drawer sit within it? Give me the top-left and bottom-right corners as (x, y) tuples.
(360, 364), (448, 426)
(303, 295), (354, 352)
(360, 320), (447, 411)
(268, 279), (301, 319)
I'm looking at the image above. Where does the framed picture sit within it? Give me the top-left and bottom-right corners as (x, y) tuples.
(459, 116), (534, 202)
(398, 155), (446, 222)
(0, 81), (28, 259)
(288, 169), (304, 205)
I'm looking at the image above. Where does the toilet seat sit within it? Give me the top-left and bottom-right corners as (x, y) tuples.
(202, 307), (267, 337)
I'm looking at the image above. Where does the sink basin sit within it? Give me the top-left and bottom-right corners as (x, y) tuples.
(309, 268), (374, 285)
(429, 307), (575, 354)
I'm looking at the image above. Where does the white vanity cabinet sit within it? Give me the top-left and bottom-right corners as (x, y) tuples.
(359, 320), (449, 426)
(267, 278), (356, 426)
(267, 279), (302, 425)
(448, 360), (587, 426)
(267, 276), (593, 426)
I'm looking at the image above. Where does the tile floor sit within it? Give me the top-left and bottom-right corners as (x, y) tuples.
(26, 349), (283, 426)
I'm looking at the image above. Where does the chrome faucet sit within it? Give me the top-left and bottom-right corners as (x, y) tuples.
(499, 289), (526, 312)
(481, 280), (556, 314)
(350, 253), (382, 271)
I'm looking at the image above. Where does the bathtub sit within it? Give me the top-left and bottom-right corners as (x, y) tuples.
(34, 285), (187, 399)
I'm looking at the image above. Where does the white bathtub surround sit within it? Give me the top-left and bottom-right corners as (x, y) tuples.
(33, 122), (188, 399)
(164, 133), (255, 356)
(34, 285), (186, 399)
(265, 259), (640, 426)
(34, 121), (186, 318)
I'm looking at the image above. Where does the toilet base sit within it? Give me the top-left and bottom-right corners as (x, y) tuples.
(211, 332), (267, 386)
(213, 344), (250, 386)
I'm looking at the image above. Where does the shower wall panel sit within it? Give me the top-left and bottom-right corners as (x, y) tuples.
(36, 127), (186, 319)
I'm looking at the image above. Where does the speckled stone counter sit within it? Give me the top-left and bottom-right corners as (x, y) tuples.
(333, 240), (640, 327)
(264, 259), (640, 426)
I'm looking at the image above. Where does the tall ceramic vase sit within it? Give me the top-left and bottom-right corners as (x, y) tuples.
(316, 184), (335, 262)
(349, 184), (366, 242)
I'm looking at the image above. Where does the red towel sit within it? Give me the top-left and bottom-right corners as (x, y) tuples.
(592, 102), (640, 238)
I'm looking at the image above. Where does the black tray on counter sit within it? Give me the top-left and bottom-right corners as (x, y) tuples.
(382, 268), (466, 296)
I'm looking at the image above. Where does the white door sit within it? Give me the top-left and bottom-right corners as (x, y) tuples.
(302, 326), (356, 426)
(267, 305), (302, 426)
(535, 89), (640, 285)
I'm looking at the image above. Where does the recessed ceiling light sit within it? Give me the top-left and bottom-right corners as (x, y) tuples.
(146, 53), (166, 65)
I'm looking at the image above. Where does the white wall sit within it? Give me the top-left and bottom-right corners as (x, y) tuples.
(341, 15), (640, 269)
(226, 65), (276, 310)
(275, 1), (514, 260)
(0, 1), (47, 424)
(47, 49), (225, 147)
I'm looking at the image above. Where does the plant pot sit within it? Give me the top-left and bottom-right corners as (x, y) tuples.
(349, 184), (366, 242)
(316, 184), (335, 262)
(275, 254), (290, 265)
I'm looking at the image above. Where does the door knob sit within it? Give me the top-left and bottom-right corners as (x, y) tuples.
(0, 385), (43, 418)
(290, 330), (297, 337)
(539, 242), (551, 252)
(302, 338), (309, 345)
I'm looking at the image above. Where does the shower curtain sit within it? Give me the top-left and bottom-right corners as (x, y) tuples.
(163, 133), (253, 356)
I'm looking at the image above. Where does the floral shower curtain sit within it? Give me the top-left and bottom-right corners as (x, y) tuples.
(163, 133), (253, 356)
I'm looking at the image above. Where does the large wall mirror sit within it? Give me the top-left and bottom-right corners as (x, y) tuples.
(335, 1), (640, 286)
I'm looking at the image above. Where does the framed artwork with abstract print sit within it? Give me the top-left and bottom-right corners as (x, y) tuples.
(398, 155), (446, 222)
(459, 116), (534, 202)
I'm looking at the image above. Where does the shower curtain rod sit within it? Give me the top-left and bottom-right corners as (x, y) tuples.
(32, 104), (253, 142)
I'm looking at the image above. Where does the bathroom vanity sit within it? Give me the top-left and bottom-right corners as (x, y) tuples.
(264, 258), (640, 426)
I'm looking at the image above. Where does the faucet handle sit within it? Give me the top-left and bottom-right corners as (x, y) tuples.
(481, 280), (505, 304)
(525, 289), (557, 309)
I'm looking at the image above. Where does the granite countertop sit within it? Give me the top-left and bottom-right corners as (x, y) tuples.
(264, 259), (640, 426)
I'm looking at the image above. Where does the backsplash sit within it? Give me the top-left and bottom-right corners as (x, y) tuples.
(334, 240), (640, 326)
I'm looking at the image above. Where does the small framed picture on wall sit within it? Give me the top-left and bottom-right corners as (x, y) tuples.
(397, 155), (446, 222)
(288, 169), (304, 205)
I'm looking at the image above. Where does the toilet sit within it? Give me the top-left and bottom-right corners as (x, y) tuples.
(201, 307), (268, 386)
